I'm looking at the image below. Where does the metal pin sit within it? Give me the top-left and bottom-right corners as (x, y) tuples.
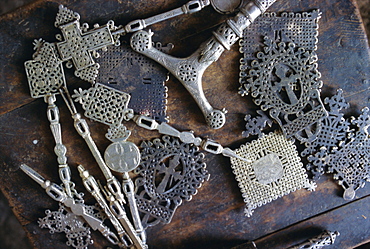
(59, 87), (127, 208)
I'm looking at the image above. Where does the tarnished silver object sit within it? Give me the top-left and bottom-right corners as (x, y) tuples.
(134, 135), (209, 228)
(134, 114), (251, 162)
(210, 0), (242, 14)
(130, 0), (277, 129)
(54, 5), (120, 83)
(239, 10), (322, 71)
(303, 89), (350, 179)
(96, 42), (173, 123)
(230, 132), (315, 216)
(242, 110), (273, 138)
(60, 87), (128, 213)
(312, 107), (370, 200)
(20, 164), (121, 247)
(116, 0), (210, 34)
(24, 39), (66, 98)
(72, 85), (146, 241)
(38, 204), (93, 249)
(78, 165), (147, 249)
(287, 230), (340, 249)
(239, 37), (327, 142)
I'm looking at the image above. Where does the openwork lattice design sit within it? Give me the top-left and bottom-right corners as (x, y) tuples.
(230, 132), (314, 217)
(239, 37), (327, 142)
(134, 135), (209, 228)
(24, 40), (66, 98)
(95, 42), (172, 122)
(254, 0), (277, 12)
(38, 204), (93, 249)
(73, 83), (133, 126)
(54, 5), (121, 83)
(302, 89), (351, 179)
(240, 10), (321, 72)
(310, 107), (370, 200)
(242, 110), (273, 138)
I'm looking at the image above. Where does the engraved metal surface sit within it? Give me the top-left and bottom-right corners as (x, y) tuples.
(24, 40), (66, 98)
(96, 42), (172, 123)
(104, 141), (141, 173)
(239, 37), (327, 142)
(134, 135), (209, 228)
(210, 0), (242, 14)
(230, 132), (314, 217)
(130, 0), (276, 129)
(73, 83), (134, 126)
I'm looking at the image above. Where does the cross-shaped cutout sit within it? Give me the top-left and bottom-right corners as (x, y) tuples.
(57, 20), (114, 70)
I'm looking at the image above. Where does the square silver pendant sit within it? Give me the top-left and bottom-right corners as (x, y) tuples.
(230, 132), (314, 216)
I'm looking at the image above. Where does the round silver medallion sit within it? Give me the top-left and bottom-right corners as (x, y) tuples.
(104, 141), (141, 173)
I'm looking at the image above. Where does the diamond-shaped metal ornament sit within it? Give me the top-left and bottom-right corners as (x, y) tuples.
(230, 132), (315, 217)
(95, 42), (173, 123)
(134, 135), (209, 228)
(73, 83), (134, 126)
(24, 40), (66, 98)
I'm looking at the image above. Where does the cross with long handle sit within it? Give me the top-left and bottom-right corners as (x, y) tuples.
(130, 0), (277, 129)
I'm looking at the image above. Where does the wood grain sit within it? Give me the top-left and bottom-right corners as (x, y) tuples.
(0, 0), (369, 248)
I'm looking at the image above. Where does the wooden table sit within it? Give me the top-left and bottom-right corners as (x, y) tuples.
(0, 0), (369, 248)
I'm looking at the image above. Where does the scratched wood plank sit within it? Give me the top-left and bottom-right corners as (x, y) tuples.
(0, 0), (369, 249)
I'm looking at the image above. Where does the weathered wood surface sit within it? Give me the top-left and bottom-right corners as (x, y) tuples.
(0, 0), (369, 249)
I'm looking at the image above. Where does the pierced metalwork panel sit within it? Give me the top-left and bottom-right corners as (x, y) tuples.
(303, 89), (350, 179)
(24, 40), (66, 98)
(38, 204), (93, 249)
(54, 5), (121, 83)
(96, 42), (172, 123)
(239, 10), (321, 71)
(134, 135), (209, 228)
(239, 37), (327, 142)
(326, 107), (370, 200)
(230, 132), (314, 217)
(73, 83), (132, 126)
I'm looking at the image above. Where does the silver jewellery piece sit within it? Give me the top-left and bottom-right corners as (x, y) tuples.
(239, 37), (327, 142)
(230, 132), (316, 217)
(130, 0), (277, 129)
(24, 39), (66, 98)
(54, 5), (121, 83)
(287, 230), (340, 249)
(45, 94), (83, 200)
(20, 164), (121, 247)
(38, 204), (93, 249)
(134, 114), (251, 162)
(303, 89), (351, 179)
(72, 84), (145, 241)
(239, 10), (322, 72)
(210, 0), (242, 14)
(78, 166), (147, 249)
(95, 42), (173, 123)
(116, 0), (210, 34)
(322, 107), (370, 200)
(242, 110), (273, 138)
(60, 87), (128, 213)
(72, 83), (134, 126)
(134, 135), (210, 228)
